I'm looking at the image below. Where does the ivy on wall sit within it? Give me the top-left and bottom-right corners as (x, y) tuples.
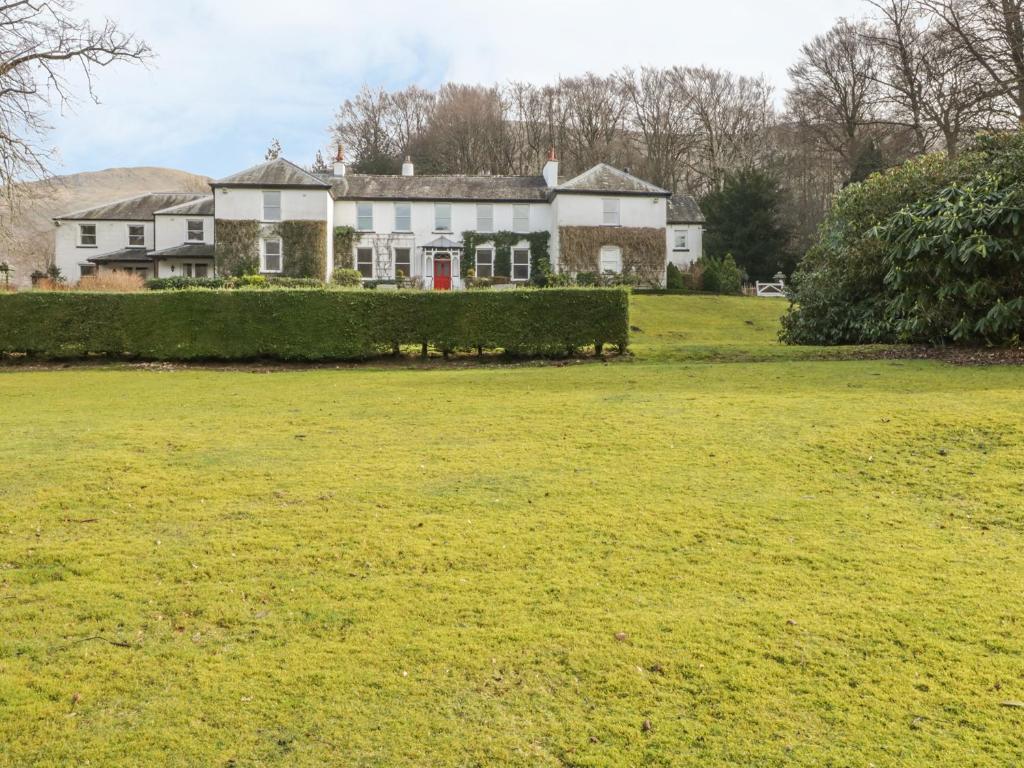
(559, 226), (666, 286)
(214, 220), (262, 277)
(333, 226), (359, 270)
(460, 230), (551, 285)
(274, 220), (327, 279)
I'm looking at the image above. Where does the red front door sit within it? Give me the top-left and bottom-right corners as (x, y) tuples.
(433, 258), (452, 290)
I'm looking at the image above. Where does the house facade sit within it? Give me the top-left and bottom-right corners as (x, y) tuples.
(53, 152), (704, 287)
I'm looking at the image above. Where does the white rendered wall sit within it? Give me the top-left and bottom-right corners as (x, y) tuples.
(54, 219), (153, 280)
(154, 215), (215, 250)
(666, 224), (704, 268)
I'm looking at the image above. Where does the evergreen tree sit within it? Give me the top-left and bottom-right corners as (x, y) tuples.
(310, 150), (330, 173)
(700, 169), (793, 281)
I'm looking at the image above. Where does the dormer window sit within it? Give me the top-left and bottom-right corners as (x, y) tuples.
(128, 224), (145, 248)
(187, 219), (205, 242)
(78, 224), (96, 247)
(262, 190), (281, 221)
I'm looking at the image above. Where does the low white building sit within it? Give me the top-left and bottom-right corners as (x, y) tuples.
(53, 152), (703, 287)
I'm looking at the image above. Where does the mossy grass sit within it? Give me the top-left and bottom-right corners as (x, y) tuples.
(0, 295), (1022, 765)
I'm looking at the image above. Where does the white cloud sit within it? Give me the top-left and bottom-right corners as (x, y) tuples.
(49, 0), (867, 177)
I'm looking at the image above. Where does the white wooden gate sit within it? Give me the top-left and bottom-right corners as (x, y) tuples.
(755, 273), (787, 298)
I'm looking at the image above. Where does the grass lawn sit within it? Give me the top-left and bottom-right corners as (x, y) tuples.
(1, 295), (1023, 766)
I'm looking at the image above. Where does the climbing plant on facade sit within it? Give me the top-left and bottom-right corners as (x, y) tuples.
(273, 220), (327, 279)
(333, 226), (359, 270)
(460, 230), (551, 285)
(214, 219), (261, 276)
(559, 226), (665, 286)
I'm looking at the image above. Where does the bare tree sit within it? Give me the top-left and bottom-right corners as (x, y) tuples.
(0, 1), (150, 218)
(331, 86), (397, 173)
(786, 19), (886, 174)
(919, 0), (1024, 126)
(865, 0), (993, 155)
(558, 73), (629, 173)
(387, 85), (435, 158)
(421, 84), (509, 174)
(620, 66), (694, 190)
(264, 138), (281, 160)
(503, 80), (558, 175)
(673, 66), (776, 194)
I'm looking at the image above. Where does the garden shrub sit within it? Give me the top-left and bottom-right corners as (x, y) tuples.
(332, 268), (363, 286)
(274, 220), (327, 279)
(0, 288), (630, 361)
(214, 219), (261, 276)
(698, 254), (743, 295)
(781, 132), (1024, 345)
(665, 262), (685, 290)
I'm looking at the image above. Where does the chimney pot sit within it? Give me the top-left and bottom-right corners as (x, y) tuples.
(333, 144), (346, 177)
(543, 148), (559, 187)
(401, 155), (414, 176)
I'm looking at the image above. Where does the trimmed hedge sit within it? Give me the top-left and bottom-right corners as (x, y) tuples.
(0, 288), (629, 361)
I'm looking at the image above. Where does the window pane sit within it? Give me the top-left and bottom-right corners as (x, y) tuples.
(512, 248), (530, 281)
(195, 263), (209, 278)
(476, 204), (493, 232)
(357, 203), (374, 231)
(513, 205), (529, 232)
(264, 239), (282, 272)
(356, 247), (373, 278)
(394, 247), (411, 277)
(128, 225), (145, 247)
(600, 246), (622, 273)
(476, 248), (493, 278)
(394, 203), (411, 231)
(602, 199), (619, 226)
(435, 203), (451, 230)
(187, 220), (204, 241)
(80, 225), (96, 245)
(263, 191), (281, 221)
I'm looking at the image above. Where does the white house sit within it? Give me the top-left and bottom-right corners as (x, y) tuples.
(53, 152), (703, 287)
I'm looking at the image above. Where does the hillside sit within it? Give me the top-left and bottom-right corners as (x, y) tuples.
(1, 167), (210, 285)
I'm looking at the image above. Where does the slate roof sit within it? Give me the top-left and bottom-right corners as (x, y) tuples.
(56, 192), (208, 222)
(150, 243), (215, 259)
(86, 248), (154, 263)
(154, 196), (214, 216)
(667, 194), (705, 224)
(213, 158), (331, 188)
(555, 164), (670, 197)
(324, 174), (549, 202)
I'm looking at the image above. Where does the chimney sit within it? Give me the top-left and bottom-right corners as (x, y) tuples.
(333, 144), (346, 177)
(401, 155), (414, 176)
(543, 147), (558, 187)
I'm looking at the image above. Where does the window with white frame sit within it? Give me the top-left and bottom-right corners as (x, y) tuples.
(262, 237), (283, 272)
(476, 203), (494, 232)
(394, 247), (411, 278)
(600, 245), (623, 274)
(356, 247), (373, 278)
(512, 248), (530, 281)
(127, 224), (145, 248)
(673, 229), (689, 250)
(394, 202), (411, 231)
(357, 203), (374, 231)
(434, 203), (452, 231)
(475, 247), (494, 278)
(602, 198), (620, 226)
(78, 224), (97, 247)
(187, 219), (205, 242)
(262, 190), (281, 221)
(513, 204), (530, 233)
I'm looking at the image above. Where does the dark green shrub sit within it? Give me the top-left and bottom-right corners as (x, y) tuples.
(147, 276), (227, 290)
(699, 254), (743, 295)
(780, 132), (1024, 345)
(665, 262), (685, 290)
(0, 288), (630, 361)
(332, 268), (363, 286)
(266, 276), (322, 289)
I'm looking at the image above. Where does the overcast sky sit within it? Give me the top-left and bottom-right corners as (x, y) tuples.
(51, 0), (867, 179)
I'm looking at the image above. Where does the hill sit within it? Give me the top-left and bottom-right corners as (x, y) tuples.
(1, 167), (210, 285)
